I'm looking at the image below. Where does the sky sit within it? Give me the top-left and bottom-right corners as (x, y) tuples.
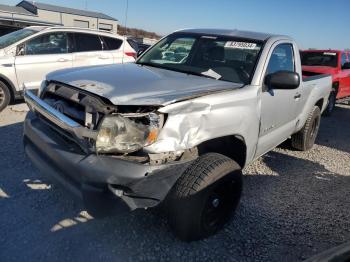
(2, 0), (350, 49)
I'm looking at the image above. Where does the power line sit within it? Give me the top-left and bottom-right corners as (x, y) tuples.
(122, 0), (129, 63)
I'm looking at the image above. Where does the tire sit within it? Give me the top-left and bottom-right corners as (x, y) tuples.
(167, 153), (242, 241)
(291, 106), (321, 151)
(323, 91), (336, 116)
(0, 81), (11, 112)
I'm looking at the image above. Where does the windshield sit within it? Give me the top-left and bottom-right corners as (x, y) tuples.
(0, 28), (38, 49)
(301, 51), (338, 67)
(137, 33), (263, 84)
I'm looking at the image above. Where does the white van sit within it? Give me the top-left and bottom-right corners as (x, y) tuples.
(0, 26), (136, 111)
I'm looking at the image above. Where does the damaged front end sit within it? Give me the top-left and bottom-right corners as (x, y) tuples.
(23, 81), (197, 213)
(36, 81), (194, 163)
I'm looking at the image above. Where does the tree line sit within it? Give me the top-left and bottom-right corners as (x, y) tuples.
(117, 25), (161, 39)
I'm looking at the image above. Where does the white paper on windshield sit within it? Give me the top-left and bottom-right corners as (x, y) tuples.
(225, 41), (257, 49)
(323, 52), (337, 56)
(201, 69), (222, 80)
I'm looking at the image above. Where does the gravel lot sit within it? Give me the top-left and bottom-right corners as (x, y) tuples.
(1, 102), (349, 262)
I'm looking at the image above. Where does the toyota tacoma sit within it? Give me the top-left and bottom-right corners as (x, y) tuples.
(23, 29), (332, 241)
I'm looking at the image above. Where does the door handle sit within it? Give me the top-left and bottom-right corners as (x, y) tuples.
(57, 58), (68, 62)
(294, 93), (301, 99)
(98, 56), (109, 59)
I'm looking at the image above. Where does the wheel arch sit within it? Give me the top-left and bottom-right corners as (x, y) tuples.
(315, 98), (324, 111)
(197, 135), (247, 168)
(0, 73), (17, 102)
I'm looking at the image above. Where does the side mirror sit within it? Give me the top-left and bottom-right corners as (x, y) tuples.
(342, 62), (350, 70)
(265, 71), (300, 90)
(137, 49), (145, 58)
(16, 44), (25, 56)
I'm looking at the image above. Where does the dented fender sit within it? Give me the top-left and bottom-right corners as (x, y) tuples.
(144, 85), (261, 167)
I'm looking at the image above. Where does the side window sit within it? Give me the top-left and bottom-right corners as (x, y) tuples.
(266, 44), (294, 75)
(102, 36), (123, 50)
(25, 32), (68, 55)
(127, 39), (139, 51)
(341, 53), (347, 69)
(74, 33), (102, 52)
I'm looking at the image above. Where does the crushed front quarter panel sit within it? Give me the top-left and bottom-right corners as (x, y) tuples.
(144, 85), (261, 167)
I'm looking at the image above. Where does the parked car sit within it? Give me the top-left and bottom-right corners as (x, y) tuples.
(0, 26), (136, 112)
(301, 49), (350, 115)
(23, 29), (332, 241)
(127, 37), (151, 55)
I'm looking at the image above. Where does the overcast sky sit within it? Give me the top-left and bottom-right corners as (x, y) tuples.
(3, 0), (350, 49)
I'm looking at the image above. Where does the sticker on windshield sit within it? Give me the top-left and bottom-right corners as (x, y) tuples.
(323, 52), (337, 56)
(225, 41), (257, 49)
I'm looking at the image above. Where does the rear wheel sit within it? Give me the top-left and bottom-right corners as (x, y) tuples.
(291, 106), (321, 151)
(0, 81), (11, 112)
(323, 91), (336, 116)
(167, 153), (242, 241)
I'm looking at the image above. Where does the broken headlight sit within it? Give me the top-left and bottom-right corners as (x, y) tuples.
(95, 113), (162, 154)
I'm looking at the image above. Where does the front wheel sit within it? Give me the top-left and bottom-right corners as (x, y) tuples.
(167, 153), (242, 241)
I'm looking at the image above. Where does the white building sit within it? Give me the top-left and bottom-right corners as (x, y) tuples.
(0, 1), (118, 36)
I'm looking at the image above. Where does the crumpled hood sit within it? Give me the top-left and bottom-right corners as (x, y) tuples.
(47, 63), (243, 106)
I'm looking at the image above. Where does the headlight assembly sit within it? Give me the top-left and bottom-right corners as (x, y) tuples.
(95, 113), (162, 154)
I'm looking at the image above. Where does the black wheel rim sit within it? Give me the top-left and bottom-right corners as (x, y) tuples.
(201, 178), (241, 232)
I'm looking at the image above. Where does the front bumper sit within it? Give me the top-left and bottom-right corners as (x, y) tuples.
(23, 111), (192, 214)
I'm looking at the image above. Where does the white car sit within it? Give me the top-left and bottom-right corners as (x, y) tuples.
(0, 26), (136, 111)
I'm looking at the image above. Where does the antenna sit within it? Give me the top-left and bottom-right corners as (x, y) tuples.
(122, 0), (129, 63)
(84, 0), (87, 10)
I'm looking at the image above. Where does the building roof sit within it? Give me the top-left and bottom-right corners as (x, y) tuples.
(0, 3), (33, 15)
(175, 28), (286, 41)
(17, 1), (118, 21)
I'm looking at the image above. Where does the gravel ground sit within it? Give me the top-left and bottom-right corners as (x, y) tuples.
(0, 102), (349, 262)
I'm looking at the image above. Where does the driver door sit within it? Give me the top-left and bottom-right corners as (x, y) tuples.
(14, 32), (73, 90)
(255, 42), (301, 157)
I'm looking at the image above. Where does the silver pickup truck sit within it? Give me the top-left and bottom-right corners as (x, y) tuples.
(23, 29), (332, 241)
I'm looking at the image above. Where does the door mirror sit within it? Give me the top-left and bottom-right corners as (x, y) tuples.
(16, 44), (25, 56)
(265, 71), (300, 90)
(342, 62), (350, 70)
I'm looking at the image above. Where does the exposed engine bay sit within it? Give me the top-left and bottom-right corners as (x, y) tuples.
(40, 81), (196, 164)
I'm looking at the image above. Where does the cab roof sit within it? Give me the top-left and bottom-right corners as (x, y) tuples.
(175, 28), (288, 41)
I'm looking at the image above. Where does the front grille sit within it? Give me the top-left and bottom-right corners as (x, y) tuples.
(41, 82), (116, 129)
(43, 92), (86, 125)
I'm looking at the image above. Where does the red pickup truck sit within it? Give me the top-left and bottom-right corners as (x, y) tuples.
(301, 50), (350, 115)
